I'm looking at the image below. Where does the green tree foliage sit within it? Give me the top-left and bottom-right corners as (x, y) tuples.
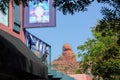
(100, 0), (120, 21)
(0, 0), (26, 14)
(54, 0), (93, 15)
(54, 0), (120, 15)
(0, 0), (43, 14)
(98, 0), (120, 39)
(77, 22), (120, 79)
(1, 0), (120, 16)
(0, 0), (9, 14)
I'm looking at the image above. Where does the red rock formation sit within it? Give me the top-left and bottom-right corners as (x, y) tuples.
(62, 43), (76, 63)
(52, 43), (79, 74)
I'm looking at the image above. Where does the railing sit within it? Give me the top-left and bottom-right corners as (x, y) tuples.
(25, 30), (51, 66)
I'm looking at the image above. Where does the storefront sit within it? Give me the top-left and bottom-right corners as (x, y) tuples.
(0, 30), (48, 80)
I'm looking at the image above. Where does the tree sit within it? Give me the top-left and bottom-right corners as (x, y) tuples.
(1, 0), (119, 15)
(73, 0), (120, 79)
(0, 0), (43, 14)
(77, 21), (120, 80)
(100, 0), (120, 21)
(54, 0), (120, 15)
(0, 0), (24, 14)
(54, 0), (93, 15)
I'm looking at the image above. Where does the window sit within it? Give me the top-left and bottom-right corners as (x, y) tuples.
(13, 3), (20, 33)
(0, 8), (8, 26)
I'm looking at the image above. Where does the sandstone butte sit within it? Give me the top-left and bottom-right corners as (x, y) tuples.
(51, 43), (79, 74)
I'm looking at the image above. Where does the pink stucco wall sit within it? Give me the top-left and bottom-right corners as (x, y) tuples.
(69, 74), (93, 80)
(0, 0), (26, 44)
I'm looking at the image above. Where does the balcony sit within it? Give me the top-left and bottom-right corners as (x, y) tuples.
(25, 31), (51, 67)
(25, 31), (75, 80)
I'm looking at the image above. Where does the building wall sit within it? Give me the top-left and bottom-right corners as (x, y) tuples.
(0, 0), (26, 44)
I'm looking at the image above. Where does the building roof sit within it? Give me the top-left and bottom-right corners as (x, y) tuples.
(69, 74), (93, 80)
(0, 29), (48, 79)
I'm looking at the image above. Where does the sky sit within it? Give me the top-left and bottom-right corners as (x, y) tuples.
(27, 1), (104, 62)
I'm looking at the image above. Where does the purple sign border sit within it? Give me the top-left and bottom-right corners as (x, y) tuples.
(24, 0), (56, 28)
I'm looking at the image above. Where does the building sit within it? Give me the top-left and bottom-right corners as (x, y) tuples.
(0, 0), (48, 79)
(69, 74), (93, 80)
(0, 1), (93, 80)
(0, 1), (74, 80)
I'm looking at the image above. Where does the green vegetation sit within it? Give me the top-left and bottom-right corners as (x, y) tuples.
(69, 0), (120, 80)
(55, 0), (120, 15)
(55, 1), (120, 78)
(11, 1), (119, 79)
(0, 0), (42, 14)
(77, 24), (120, 79)
(1, 0), (120, 79)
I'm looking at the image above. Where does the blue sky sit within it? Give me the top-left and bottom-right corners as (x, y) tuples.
(27, 1), (104, 62)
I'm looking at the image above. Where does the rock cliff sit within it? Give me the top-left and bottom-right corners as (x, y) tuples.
(52, 43), (79, 74)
